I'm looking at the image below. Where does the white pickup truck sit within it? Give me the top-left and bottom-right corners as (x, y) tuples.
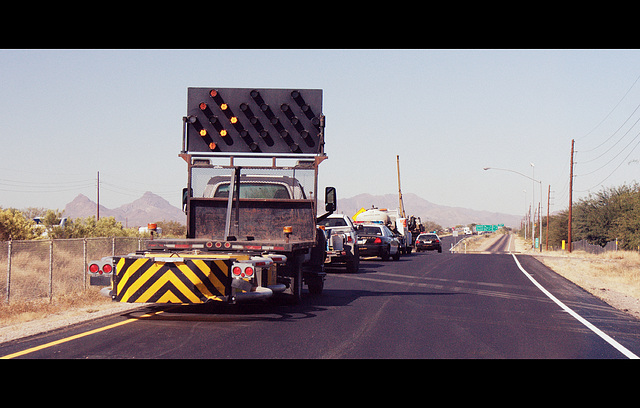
(317, 213), (360, 273)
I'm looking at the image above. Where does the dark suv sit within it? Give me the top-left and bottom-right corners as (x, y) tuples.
(415, 233), (442, 253)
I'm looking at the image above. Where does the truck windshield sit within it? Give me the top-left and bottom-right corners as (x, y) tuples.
(214, 182), (291, 199)
(192, 165), (314, 200)
(318, 218), (347, 227)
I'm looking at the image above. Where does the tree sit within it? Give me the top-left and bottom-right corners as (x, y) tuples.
(156, 220), (186, 238)
(0, 208), (42, 240)
(545, 210), (568, 249)
(50, 216), (142, 238)
(546, 182), (640, 251)
(421, 220), (443, 233)
(611, 185), (640, 250)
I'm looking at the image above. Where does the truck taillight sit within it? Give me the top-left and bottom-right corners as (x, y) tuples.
(232, 266), (254, 278)
(88, 260), (113, 275)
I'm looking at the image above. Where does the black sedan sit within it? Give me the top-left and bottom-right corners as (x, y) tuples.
(415, 233), (442, 253)
(356, 223), (400, 261)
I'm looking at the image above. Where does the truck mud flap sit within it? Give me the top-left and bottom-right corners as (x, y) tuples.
(113, 257), (231, 303)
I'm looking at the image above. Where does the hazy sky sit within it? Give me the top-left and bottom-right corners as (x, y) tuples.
(2, 49), (640, 220)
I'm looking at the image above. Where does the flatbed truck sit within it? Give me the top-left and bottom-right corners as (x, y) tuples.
(88, 87), (335, 304)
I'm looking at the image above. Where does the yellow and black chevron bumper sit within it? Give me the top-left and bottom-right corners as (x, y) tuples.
(113, 256), (232, 303)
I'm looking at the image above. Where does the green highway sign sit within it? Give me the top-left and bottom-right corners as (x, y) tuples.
(476, 224), (504, 232)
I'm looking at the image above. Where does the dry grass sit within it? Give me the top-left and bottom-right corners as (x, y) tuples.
(0, 287), (113, 327)
(535, 250), (640, 300)
(0, 239), (119, 327)
(1, 248), (85, 301)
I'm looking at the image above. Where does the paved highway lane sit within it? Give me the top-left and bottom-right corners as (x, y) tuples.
(3, 242), (640, 358)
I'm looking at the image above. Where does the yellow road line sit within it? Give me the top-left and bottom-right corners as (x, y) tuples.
(0, 309), (164, 359)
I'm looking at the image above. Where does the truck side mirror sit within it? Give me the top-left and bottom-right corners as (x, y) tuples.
(325, 186), (336, 212)
(182, 187), (191, 213)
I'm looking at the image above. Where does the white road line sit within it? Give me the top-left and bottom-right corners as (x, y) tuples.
(511, 253), (639, 359)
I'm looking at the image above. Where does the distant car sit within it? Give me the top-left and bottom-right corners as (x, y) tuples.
(415, 233), (442, 253)
(356, 223), (400, 261)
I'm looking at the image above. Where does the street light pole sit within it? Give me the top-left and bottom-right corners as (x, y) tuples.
(568, 139), (574, 253)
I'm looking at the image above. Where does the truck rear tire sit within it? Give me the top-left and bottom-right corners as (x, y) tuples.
(287, 255), (303, 304)
(291, 265), (302, 303)
(346, 246), (359, 273)
(307, 275), (324, 295)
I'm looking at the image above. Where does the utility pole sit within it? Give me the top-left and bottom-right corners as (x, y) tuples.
(97, 171), (100, 221)
(546, 184), (550, 251)
(530, 162), (535, 250)
(538, 201), (542, 252)
(396, 155), (406, 218)
(568, 139), (574, 253)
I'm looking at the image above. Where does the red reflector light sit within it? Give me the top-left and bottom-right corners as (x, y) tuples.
(233, 266), (242, 276)
(244, 267), (254, 277)
(89, 264), (100, 273)
(102, 264), (112, 274)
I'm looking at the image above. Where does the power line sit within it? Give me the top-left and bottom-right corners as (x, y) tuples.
(0, 177), (94, 193)
(576, 129), (640, 177)
(571, 73), (640, 194)
(577, 72), (640, 144)
(578, 102), (640, 159)
(576, 136), (640, 192)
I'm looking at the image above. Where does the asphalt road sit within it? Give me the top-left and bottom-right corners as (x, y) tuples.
(3, 234), (640, 359)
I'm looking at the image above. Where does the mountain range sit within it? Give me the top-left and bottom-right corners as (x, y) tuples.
(64, 192), (186, 227)
(63, 191), (521, 229)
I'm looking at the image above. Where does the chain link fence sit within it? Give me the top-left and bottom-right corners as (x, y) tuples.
(571, 239), (618, 254)
(1, 237), (146, 304)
